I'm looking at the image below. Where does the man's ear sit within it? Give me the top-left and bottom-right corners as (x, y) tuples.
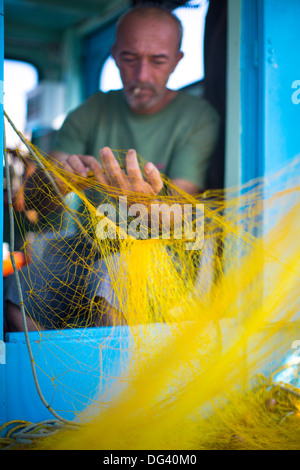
(111, 44), (118, 66)
(171, 51), (184, 73)
(177, 51), (184, 66)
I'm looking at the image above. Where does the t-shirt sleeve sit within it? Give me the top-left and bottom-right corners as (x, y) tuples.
(54, 94), (100, 156)
(167, 100), (220, 190)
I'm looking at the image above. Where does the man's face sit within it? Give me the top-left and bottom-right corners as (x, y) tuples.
(112, 15), (183, 114)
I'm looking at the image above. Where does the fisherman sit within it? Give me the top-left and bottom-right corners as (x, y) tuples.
(5, 4), (219, 331)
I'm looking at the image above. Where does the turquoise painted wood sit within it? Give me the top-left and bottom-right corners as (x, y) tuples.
(84, 22), (116, 98)
(0, 0), (5, 426)
(240, 0), (300, 184)
(263, 0), (300, 174)
(240, 0), (264, 184)
(0, 0), (4, 340)
(4, 327), (132, 423)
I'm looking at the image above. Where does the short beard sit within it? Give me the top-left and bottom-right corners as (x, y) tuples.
(123, 85), (166, 111)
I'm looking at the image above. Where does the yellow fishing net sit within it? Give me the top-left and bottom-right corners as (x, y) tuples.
(1, 112), (299, 450)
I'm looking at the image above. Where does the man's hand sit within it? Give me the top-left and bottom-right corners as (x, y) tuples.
(51, 151), (103, 194)
(63, 154), (103, 182)
(96, 147), (163, 197)
(52, 147), (163, 198)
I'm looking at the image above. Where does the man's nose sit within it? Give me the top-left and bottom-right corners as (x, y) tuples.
(135, 59), (151, 83)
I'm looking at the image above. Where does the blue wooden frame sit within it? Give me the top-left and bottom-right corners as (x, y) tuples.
(262, 0), (300, 173)
(240, 0), (265, 184)
(240, 0), (300, 185)
(4, 326), (132, 423)
(0, 0), (5, 425)
(1, 0), (299, 427)
(83, 22), (117, 99)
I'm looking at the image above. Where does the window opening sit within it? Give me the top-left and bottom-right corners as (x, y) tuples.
(4, 59), (38, 149)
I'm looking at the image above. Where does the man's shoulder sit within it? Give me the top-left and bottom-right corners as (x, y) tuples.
(175, 90), (219, 123)
(176, 90), (214, 109)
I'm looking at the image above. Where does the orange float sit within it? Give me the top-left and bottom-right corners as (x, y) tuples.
(3, 251), (26, 278)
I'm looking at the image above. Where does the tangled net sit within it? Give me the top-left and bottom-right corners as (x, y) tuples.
(1, 112), (299, 450)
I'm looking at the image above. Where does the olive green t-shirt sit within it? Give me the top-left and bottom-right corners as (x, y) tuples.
(55, 90), (219, 191)
(54, 90), (219, 238)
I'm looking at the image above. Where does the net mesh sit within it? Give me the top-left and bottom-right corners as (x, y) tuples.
(1, 113), (300, 450)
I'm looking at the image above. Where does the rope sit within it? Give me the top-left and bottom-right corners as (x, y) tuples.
(3, 115), (82, 429)
(0, 419), (77, 450)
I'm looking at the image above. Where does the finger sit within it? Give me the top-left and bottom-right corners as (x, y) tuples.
(144, 162), (164, 194)
(80, 155), (108, 186)
(63, 160), (85, 183)
(100, 147), (130, 191)
(64, 161), (75, 175)
(126, 149), (144, 191)
(66, 154), (89, 177)
(60, 160), (87, 192)
(90, 167), (108, 186)
(56, 161), (75, 193)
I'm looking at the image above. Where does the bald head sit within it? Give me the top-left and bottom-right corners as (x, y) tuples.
(115, 5), (183, 52)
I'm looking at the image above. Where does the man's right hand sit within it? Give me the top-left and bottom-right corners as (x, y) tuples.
(51, 151), (103, 194)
